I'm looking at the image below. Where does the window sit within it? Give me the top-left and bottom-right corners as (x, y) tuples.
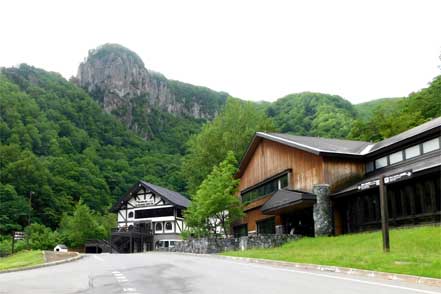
(389, 151), (403, 165)
(135, 207), (174, 219)
(257, 218), (275, 235)
(155, 222), (163, 232)
(423, 137), (440, 153)
(241, 173), (289, 203)
(375, 156), (388, 169)
(280, 174), (289, 188)
(128, 211), (134, 218)
(366, 161), (374, 173)
(405, 145), (420, 159)
(165, 222), (173, 231)
(176, 209), (183, 218)
(170, 241), (175, 247)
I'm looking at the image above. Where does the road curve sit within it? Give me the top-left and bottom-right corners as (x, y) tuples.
(0, 252), (439, 294)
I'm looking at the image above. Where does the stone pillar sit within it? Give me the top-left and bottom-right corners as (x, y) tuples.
(313, 184), (333, 237)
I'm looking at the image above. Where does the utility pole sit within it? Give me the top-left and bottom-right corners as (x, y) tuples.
(379, 175), (390, 252)
(28, 191), (34, 227)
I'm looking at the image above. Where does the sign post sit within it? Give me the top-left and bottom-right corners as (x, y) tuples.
(11, 231), (25, 254)
(357, 170), (412, 253)
(379, 175), (390, 252)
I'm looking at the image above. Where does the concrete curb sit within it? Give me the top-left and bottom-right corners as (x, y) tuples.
(0, 252), (84, 274)
(157, 251), (441, 288)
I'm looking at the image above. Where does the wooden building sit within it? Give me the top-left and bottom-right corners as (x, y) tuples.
(110, 181), (190, 253)
(234, 117), (441, 237)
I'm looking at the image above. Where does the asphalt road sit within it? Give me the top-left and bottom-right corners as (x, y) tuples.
(0, 253), (439, 294)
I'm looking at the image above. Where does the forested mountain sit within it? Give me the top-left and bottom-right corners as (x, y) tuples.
(1, 43), (439, 236)
(75, 44), (228, 140)
(265, 92), (357, 139)
(354, 97), (403, 122)
(0, 65), (186, 232)
(349, 75), (441, 142)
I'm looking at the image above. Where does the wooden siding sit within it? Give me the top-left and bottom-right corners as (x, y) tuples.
(323, 157), (365, 192)
(239, 139), (325, 193)
(242, 207), (282, 232)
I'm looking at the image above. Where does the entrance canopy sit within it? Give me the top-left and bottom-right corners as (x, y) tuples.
(261, 188), (316, 215)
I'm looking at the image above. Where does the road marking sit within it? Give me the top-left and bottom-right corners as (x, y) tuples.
(222, 260), (441, 294)
(92, 255), (104, 262)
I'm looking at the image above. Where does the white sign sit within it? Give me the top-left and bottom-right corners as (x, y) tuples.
(358, 170), (412, 190)
(384, 171), (412, 184)
(14, 231), (25, 240)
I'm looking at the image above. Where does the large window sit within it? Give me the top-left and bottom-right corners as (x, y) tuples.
(135, 207), (174, 219)
(241, 173), (289, 203)
(257, 218), (275, 235)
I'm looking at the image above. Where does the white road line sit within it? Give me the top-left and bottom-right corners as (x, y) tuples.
(92, 255), (104, 262)
(222, 260), (441, 294)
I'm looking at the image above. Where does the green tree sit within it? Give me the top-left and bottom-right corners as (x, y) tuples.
(0, 184), (28, 234)
(184, 151), (243, 237)
(182, 98), (275, 194)
(59, 201), (115, 247)
(25, 223), (61, 250)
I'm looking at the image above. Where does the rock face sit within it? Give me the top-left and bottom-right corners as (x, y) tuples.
(76, 44), (227, 138)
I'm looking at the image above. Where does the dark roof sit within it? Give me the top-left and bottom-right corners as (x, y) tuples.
(236, 118), (441, 178)
(139, 181), (190, 208)
(260, 188), (316, 213)
(368, 117), (441, 154)
(333, 151), (441, 196)
(259, 133), (372, 156)
(110, 181), (190, 212)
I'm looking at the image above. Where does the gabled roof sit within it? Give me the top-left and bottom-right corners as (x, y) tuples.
(237, 117), (441, 178)
(110, 180), (190, 212)
(237, 132), (371, 177)
(261, 133), (372, 155)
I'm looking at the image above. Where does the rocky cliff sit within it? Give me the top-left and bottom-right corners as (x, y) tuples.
(76, 44), (227, 138)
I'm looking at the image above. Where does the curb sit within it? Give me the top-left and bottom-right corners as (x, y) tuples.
(0, 252), (84, 274)
(156, 251), (441, 288)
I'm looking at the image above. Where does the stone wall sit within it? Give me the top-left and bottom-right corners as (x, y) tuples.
(158, 234), (300, 254)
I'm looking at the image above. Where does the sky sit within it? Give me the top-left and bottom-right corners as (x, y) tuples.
(1, 0), (440, 103)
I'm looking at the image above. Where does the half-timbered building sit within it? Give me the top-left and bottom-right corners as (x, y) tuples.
(110, 181), (190, 253)
(234, 117), (441, 237)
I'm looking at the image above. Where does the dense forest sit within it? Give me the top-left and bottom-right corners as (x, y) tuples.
(0, 65), (186, 233)
(0, 56), (440, 250)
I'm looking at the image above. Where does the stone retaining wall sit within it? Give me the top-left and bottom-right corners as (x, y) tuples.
(158, 234), (300, 254)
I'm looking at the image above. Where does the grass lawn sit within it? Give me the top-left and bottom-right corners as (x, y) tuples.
(222, 226), (441, 278)
(0, 250), (45, 271)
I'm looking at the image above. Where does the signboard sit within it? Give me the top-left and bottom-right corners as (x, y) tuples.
(358, 170), (412, 190)
(136, 193), (155, 207)
(13, 231), (25, 240)
(384, 171), (412, 184)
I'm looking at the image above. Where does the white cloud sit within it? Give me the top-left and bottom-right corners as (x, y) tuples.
(0, 0), (440, 103)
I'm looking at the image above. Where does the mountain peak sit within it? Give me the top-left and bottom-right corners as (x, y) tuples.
(75, 44), (227, 139)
